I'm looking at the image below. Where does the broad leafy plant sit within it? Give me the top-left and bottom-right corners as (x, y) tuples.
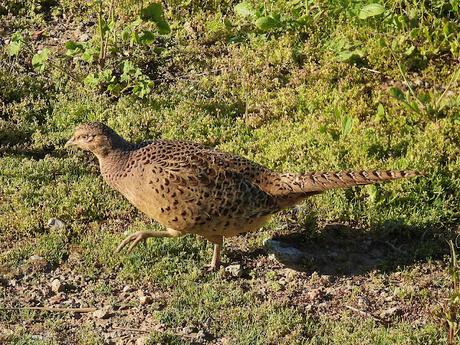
(6, 1), (171, 98)
(234, 1), (311, 33)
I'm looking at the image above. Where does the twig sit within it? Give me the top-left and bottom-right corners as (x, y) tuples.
(112, 325), (196, 339)
(98, 0), (107, 69)
(345, 305), (387, 324)
(435, 67), (460, 111)
(360, 66), (382, 74)
(0, 306), (97, 313)
(390, 50), (425, 112)
(112, 326), (151, 333)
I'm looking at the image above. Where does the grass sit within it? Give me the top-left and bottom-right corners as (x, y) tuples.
(1, 0), (459, 343)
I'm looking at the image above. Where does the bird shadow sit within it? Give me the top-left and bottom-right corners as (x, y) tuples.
(226, 219), (457, 276)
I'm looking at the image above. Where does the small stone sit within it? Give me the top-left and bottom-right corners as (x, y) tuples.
(307, 290), (318, 301)
(264, 239), (304, 263)
(49, 293), (65, 304)
(123, 285), (134, 293)
(320, 275), (331, 285)
(50, 279), (64, 293)
(225, 264), (243, 277)
(79, 33), (90, 41)
(31, 335), (45, 341)
(139, 295), (152, 305)
(28, 255), (48, 268)
(93, 306), (111, 319)
(307, 288), (324, 301)
(379, 306), (402, 319)
(47, 218), (65, 230)
(136, 336), (148, 345)
(182, 326), (195, 335)
(194, 330), (206, 340)
(118, 304), (130, 311)
(304, 304), (314, 312)
(29, 255), (46, 263)
(357, 296), (370, 307)
(310, 272), (319, 280)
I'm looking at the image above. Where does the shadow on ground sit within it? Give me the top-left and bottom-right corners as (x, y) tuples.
(227, 220), (458, 276)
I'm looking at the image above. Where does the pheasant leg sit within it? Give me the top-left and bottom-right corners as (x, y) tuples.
(210, 243), (222, 270)
(115, 229), (183, 254)
(204, 235), (223, 271)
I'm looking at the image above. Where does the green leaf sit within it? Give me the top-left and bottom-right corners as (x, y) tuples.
(121, 27), (131, 41)
(65, 40), (84, 51)
(81, 47), (96, 63)
(358, 3), (385, 20)
(107, 83), (122, 95)
(122, 60), (136, 74)
(131, 31), (141, 45)
(156, 19), (171, 35)
(99, 17), (110, 36)
(11, 31), (23, 43)
(65, 41), (84, 56)
(83, 73), (100, 87)
(32, 48), (50, 72)
(121, 60), (137, 82)
(8, 32), (24, 56)
(404, 45), (415, 56)
(341, 115), (354, 136)
(255, 16), (279, 31)
(139, 30), (156, 45)
(377, 37), (387, 48)
(389, 87), (406, 101)
(140, 3), (170, 34)
(8, 41), (22, 56)
(140, 3), (164, 22)
(133, 78), (153, 98)
(336, 49), (364, 62)
(100, 69), (114, 82)
(375, 103), (385, 121)
(234, 2), (256, 17)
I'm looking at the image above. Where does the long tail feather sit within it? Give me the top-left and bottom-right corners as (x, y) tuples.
(297, 170), (421, 192)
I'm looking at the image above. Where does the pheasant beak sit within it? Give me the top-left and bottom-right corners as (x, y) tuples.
(64, 136), (76, 148)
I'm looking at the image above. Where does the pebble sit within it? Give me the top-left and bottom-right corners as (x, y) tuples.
(136, 336), (148, 345)
(307, 289), (321, 301)
(30, 335), (45, 341)
(139, 295), (152, 306)
(264, 239), (305, 263)
(79, 33), (90, 41)
(182, 326), (196, 335)
(225, 264), (243, 277)
(123, 285), (134, 293)
(49, 293), (65, 304)
(93, 306), (111, 319)
(193, 330), (206, 340)
(47, 218), (65, 230)
(320, 275), (331, 285)
(379, 306), (402, 319)
(51, 279), (64, 293)
(28, 255), (48, 269)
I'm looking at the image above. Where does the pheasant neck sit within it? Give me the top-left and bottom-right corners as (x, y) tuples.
(96, 148), (132, 184)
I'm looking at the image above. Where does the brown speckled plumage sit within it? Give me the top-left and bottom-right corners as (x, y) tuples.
(66, 122), (421, 269)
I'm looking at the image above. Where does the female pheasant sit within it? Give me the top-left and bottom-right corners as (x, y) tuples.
(66, 122), (420, 270)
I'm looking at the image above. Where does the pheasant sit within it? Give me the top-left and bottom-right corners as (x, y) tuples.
(65, 122), (420, 270)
